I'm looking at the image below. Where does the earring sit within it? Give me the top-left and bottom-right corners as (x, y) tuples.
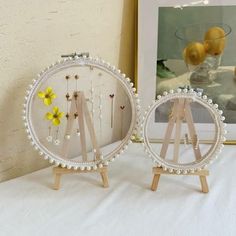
(193, 134), (199, 150)
(120, 105), (125, 138)
(90, 81), (95, 119)
(76, 128), (80, 137)
(184, 133), (189, 147)
(98, 73), (103, 132)
(46, 126), (53, 142)
(65, 75), (70, 120)
(109, 94), (115, 128)
(54, 127), (60, 145)
(75, 74), (79, 91)
(99, 93), (103, 133)
(72, 90), (80, 137)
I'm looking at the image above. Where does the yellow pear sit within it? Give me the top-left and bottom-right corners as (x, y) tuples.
(204, 27), (226, 56)
(183, 42), (206, 66)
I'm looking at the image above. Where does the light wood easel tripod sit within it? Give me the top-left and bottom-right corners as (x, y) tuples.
(151, 98), (209, 193)
(53, 91), (109, 190)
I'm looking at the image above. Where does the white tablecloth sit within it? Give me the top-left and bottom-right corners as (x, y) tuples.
(0, 144), (235, 236)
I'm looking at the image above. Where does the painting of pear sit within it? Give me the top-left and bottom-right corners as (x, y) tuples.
(204, 27), (226, 56)
(183, 42), (206, 65)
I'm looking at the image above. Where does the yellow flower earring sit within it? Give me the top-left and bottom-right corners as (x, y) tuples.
(45, 106), (64, 126)
(38, 87), (56, 106)
(45, 106), (64, 145)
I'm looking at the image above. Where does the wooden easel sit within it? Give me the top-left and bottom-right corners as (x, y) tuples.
(53, 91), (109, 190)
(151, 98), (209, 193)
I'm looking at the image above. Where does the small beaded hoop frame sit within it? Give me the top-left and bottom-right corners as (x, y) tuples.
(141, 88), (226, 174)
(23, 55), (140, 170)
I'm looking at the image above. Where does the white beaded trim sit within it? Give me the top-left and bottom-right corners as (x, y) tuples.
(141, 89), (226, 174)
(23, 56), (139, 170)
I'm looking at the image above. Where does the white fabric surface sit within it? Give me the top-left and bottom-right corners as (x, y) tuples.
(0, 143), (235, 236)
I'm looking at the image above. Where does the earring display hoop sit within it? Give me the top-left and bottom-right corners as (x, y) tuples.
(23, 55), (139, 171)
(142, 88), (226, 174)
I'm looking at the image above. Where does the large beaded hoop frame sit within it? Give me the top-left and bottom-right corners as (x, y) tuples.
(141, 88), (226, 174)
(22, 55), (140, 170)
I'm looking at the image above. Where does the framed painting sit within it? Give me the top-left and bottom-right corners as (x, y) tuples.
(137, 0), (236, 143)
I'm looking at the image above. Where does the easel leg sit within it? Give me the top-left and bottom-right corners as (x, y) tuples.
(184, 102), (202, 160)
(100, 168), (109, 188)
(160, 100), (178, 159)
(77, 93), (88, 162)
(173, 99), (185, 163)
(199, 175), (209, 193)
(53, 173), (61, 190)
(151, 173), (161, 191)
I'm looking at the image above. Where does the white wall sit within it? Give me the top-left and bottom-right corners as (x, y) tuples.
(0, 0), (135, 182)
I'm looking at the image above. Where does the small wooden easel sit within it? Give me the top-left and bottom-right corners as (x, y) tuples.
(151, 98), (209, 193)
(53, 91), (109, 190)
